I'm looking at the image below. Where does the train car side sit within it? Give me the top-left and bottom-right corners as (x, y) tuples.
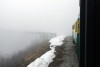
(72, 17), (80, 60)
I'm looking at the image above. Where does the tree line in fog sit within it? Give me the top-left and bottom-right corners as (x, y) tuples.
(0, 33), (56, 67)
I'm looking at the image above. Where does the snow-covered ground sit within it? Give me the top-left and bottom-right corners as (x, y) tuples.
(27, 35), (66, 67)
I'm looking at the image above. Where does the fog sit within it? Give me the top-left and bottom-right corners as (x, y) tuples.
(0, 30), (56, 56)
(0, 0), (79, 36)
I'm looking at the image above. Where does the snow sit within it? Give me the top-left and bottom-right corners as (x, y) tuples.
(27, 35), (66, 67)
(49, 35), (66, 47)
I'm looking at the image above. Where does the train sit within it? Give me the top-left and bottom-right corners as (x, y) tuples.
(72, 14), (80, 60)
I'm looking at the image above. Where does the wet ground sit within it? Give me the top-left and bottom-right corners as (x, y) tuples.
(49, 36), (79, 67)
(60, 36), (79, 67)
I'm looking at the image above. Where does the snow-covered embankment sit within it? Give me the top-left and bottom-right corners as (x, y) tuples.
(27, 36), (66, 67)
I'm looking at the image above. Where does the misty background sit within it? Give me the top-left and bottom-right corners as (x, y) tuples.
(0, 0), (79, 36)
(0, 0), (79, 56)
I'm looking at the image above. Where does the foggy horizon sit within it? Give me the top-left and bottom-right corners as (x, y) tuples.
(0, 1), (80, 66)
(0, 0), (80, 36)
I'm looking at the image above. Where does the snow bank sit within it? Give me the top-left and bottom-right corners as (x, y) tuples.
(27, 35), (66, 67)
(49, 35), (66, 46)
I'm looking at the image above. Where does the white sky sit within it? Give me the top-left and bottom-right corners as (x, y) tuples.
(0, 0), (80, 36)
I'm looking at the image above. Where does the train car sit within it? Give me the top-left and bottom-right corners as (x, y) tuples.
(72, 15), (80, 59)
